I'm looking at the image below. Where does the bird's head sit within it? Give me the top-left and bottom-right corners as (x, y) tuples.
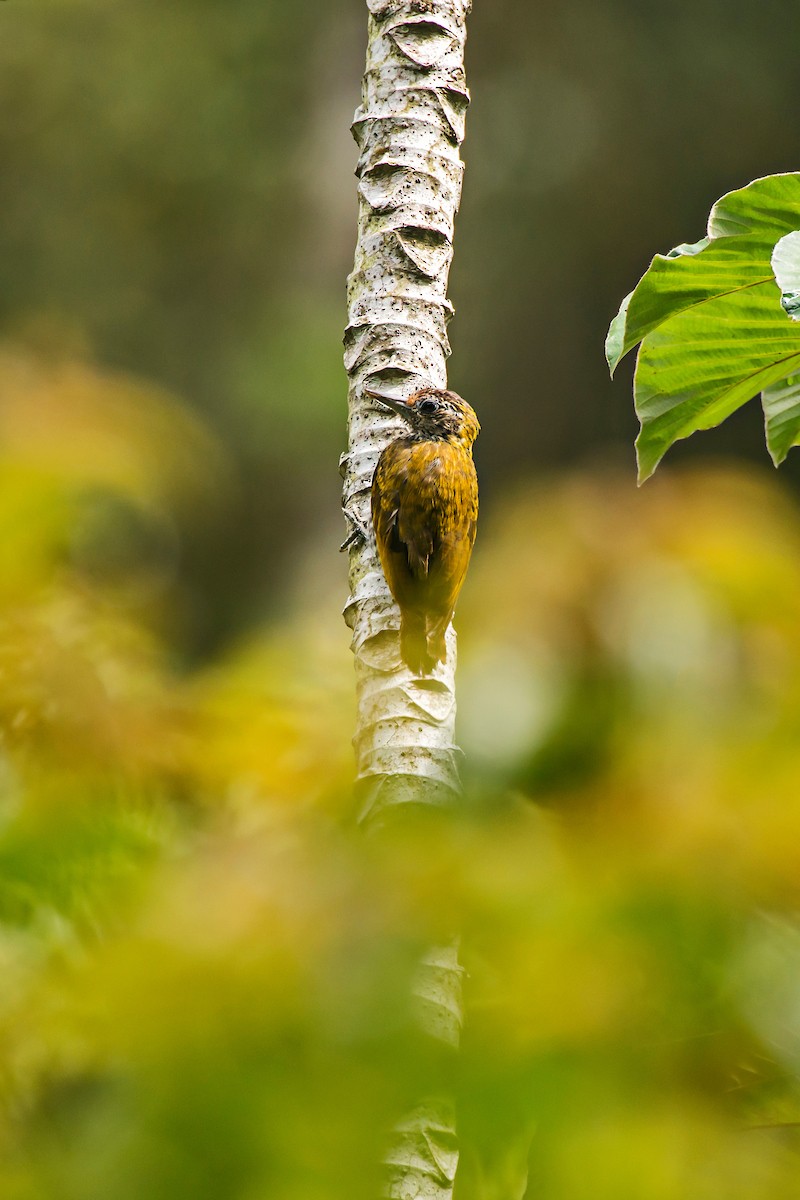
(366, 386), (480, 447)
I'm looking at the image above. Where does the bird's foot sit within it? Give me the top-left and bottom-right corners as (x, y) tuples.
(340, 508), (369, 552)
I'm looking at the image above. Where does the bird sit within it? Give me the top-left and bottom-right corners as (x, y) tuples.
(367, 386), (479, 675)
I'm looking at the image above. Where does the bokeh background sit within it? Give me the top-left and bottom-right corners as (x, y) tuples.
(3, 1), (800, 1196)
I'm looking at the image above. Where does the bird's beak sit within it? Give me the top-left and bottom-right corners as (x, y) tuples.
(364, 388), (411, 418)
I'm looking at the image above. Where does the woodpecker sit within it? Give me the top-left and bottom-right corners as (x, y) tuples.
(368, 386), (479, 675)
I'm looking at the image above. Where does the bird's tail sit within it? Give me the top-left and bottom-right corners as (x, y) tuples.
(400, 613), (448, 675)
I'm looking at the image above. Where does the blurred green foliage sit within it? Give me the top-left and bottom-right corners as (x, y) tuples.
(0, 351), (797, 1195)
(3, 1), (800, 1196)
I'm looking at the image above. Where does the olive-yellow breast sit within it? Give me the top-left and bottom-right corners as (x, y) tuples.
(368, 387), (479, 674)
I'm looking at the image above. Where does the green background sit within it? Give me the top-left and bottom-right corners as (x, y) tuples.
(2, 4), (800, 1196)
(3, 0), (799, 653)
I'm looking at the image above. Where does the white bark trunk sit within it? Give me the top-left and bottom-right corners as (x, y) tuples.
(341, 0), (472, 828)
(341, 5), (472, 1196)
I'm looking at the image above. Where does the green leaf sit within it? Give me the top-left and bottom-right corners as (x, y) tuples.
(708, 172), (800, 238)
(666, 241), (711, 258)
(608, 172), (800, 479)
(606, 235), (772, 376)
(771, 229), (800, 320)
(634, 279), (800, 482)
(762, 374), (800, 465)
(604, 291), (633, 374)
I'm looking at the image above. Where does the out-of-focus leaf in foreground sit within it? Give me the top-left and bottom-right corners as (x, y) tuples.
(1, 341), (800, 1197)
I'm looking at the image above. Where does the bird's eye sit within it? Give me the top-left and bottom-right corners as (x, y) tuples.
(418, 398), (438, 415)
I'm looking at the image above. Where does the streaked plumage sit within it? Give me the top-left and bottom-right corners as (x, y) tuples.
(368, 387), (479, 674)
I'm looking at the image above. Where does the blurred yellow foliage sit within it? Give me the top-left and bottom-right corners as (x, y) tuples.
(0, 347), (799, 1196)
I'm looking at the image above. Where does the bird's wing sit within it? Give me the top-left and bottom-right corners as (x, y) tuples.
(425, 458), (478, 610)
(372, 445), (437, 583)
(395, 499), (435, 579)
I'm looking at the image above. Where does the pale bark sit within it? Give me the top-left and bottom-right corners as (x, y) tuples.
(341, 0), (472, 828)
(341, 4), (472, 1195)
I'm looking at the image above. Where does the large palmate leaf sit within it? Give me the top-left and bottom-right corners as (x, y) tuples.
(607, 173), (800, 480)
(605, 234), (774, 376)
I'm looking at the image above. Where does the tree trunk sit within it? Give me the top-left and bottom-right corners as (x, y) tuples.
(341, 3), (472, 1196)
(341, 0), (472, 827)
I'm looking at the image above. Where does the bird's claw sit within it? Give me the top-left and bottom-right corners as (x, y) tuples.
(340, 509), (369, 552)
